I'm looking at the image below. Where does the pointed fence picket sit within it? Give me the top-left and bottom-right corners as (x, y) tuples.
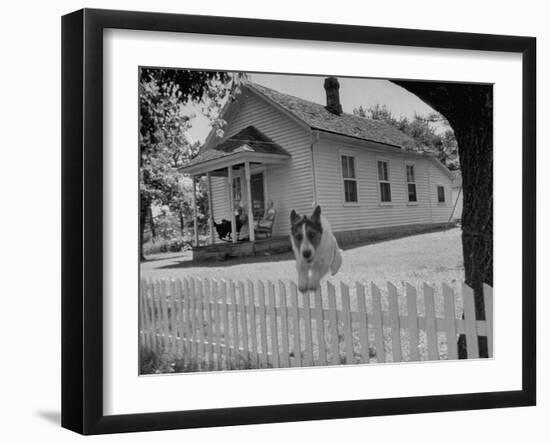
(139, 277), (493, 371)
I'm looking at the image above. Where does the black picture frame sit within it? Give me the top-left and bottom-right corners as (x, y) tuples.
(61, 8), (536, 435)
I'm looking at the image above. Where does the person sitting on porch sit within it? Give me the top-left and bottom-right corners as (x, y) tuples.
(255, 199), (276, 238)
(236, 204), (250, 241)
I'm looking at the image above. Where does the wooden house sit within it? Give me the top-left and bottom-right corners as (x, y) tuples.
(181, 77), (456, 259)
(451, 170), (463, 222)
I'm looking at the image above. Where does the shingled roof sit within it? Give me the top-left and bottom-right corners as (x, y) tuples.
(184, 125), (290, 168)
(247, 82), (417, 149)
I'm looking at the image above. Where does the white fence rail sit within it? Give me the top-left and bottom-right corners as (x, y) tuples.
(139, 278), (493, 371)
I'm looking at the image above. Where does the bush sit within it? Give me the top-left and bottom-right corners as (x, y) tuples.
(140, 347), (176, 374)
(139, 347), (267, 374)
(142, 237), (192, 256)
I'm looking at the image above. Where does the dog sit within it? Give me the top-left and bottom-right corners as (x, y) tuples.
(289, 205), (342, 292)
(214, 217), (245, 241)
(214, 219), (232, 241)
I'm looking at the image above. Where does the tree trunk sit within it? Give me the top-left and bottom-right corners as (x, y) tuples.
(392, 82), (493, 358)
(179, 208), (185, 237)
(139, 193), (150, 261)
(453, 102), (492, 359)
(148, 203), (156, 240)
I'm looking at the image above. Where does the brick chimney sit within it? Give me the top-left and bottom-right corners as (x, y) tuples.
(324, 77), (342, 115)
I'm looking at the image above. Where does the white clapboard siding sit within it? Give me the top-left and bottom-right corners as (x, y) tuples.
(427, 160), (454, 223)
(140, 278), (493, 372)
(312, 136), (455, 233)
(210, 176), (230, 230)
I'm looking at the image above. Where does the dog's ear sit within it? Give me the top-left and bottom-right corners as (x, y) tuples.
(290, 209), (301, 225)
(311, 205), (321, 222)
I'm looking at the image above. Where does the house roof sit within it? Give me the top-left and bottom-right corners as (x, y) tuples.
(246, 82), (418, 149)
(184, 125), (290, 168)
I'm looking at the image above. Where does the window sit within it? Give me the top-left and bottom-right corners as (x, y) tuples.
(341, 155), (358, 203)
(437, 185), (446, 203)
(406, 164), (417, 202)
(377, 160), (391, 202)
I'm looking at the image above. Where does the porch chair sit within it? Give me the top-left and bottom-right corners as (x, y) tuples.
(254, 202), (276, 239)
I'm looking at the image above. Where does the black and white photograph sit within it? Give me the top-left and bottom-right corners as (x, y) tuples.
(0, 0), (544, 439)
(138, 69), (493, 374)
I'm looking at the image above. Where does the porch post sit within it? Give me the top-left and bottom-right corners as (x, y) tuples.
(227, 166), (237, 243)
(244, 161), (255, 242)
(206, 171), (215, 244)
(191, 175), (199, 247)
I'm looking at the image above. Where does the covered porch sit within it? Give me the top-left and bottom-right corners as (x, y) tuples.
(180, 126), (290, 257)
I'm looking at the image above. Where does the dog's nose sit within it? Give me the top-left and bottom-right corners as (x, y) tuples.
(302, 250), (312, 259)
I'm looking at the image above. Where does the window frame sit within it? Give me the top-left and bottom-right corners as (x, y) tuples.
(339, 152), (359, 205)
(405, 161), (418, 205)
(437, 184), (447, 204)
(376, 157), (392, 205)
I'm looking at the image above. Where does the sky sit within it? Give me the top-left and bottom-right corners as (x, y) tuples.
(185, 72), (441, 145)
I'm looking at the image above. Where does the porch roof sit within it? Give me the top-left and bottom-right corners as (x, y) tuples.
(180, 125), (291, 175)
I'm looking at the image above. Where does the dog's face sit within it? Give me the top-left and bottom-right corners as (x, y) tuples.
(290, 206), (323, 263)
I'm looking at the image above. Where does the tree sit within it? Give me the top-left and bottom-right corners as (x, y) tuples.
(139, 69), (246, 259)
(392, 81), (493, 358)
(353, 104), (459, 170)
(139, 77), (198, 259)
(140, 69), (237, 142)
(166, 175), (210, 238)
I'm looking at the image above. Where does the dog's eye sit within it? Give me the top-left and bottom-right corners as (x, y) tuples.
(295, 233), (303, 242)
(307, 231), (317, 240)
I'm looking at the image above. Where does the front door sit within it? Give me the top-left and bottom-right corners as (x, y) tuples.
(250, 172), (265, 221)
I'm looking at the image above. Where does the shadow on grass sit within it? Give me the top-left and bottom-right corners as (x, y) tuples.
(156, 250), (295, 270)
(148, 225), (458, 270)
(338, 225), (455, 252)
(142, 251), (191, 263)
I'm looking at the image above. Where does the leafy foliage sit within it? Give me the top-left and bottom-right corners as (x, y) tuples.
(139, 69), (246, 259)
(353, 104), (459, 170)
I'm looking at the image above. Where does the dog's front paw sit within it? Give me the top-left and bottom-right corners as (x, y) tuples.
(295, 266), (309, 293)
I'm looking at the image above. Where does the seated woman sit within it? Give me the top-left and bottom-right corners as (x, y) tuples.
(236, 204), (250, 241)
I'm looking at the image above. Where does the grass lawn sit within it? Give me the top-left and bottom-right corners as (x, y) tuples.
(141, 227), (464, 290)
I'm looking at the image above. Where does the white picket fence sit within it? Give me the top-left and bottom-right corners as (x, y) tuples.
(139, 278), (493, 371)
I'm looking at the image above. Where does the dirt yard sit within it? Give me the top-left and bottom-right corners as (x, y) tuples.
(141, 227), (464, 289)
